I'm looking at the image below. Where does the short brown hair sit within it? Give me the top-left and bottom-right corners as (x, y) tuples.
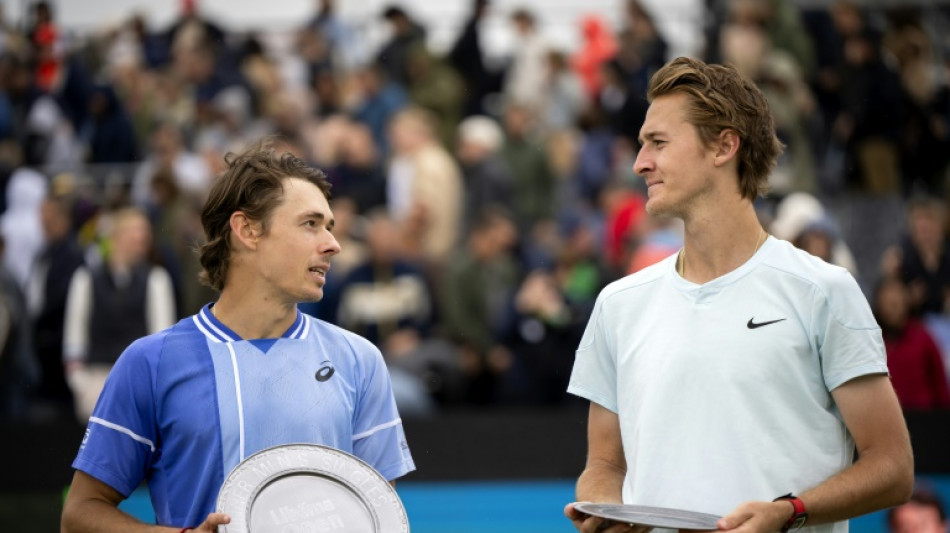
(647, 56), (783, 200)
(198, 139), (332, 291)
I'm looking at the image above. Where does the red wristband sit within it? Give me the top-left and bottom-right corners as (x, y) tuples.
(773, 494), (808, 532)
(179, 528), (190, 533)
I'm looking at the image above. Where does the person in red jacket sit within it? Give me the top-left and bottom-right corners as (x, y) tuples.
(874, 276), (950, 410)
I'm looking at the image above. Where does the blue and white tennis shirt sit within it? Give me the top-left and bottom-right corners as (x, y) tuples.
(72, 304), (415, 527)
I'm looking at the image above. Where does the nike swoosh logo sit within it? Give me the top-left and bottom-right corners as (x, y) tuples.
(747, 318), (787, 329)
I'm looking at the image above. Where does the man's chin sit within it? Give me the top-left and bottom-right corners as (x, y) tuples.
(298, 291), (324, 304)
(645, 199), (669, 218)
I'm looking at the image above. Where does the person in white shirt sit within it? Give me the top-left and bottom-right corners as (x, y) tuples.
(565, 57), (913, 533)
(63, 207), (175, 422)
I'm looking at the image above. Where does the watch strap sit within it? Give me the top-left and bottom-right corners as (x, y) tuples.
(773, 493), (807, 532)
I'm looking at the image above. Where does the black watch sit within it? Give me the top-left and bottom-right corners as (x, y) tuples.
(773, 493), (808, 532)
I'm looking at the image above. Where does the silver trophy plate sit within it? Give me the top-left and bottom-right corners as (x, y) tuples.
(574, 502), (721, 530)
(215, 443), (409, 532)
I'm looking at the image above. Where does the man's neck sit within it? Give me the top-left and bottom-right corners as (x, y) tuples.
(212, 288), (299, 340)
(679, 197), (764, 284)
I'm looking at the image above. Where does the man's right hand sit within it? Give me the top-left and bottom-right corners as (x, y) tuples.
(564, 502), (652, 533)
(183, 512), (230, 532)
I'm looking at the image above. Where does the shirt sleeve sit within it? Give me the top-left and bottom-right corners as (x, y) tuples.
(567, 292), (618, 413)
(349, 336), (416, 481)
(71, 335), (162, 497)
(814, 268), (889, 391)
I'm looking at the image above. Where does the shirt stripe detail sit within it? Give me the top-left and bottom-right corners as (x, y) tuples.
(226, 342), (246, 461)
(192, 315), (223, 343)
(289, 313), (305, 339)
(198, 308), (236, 343)
(299, 315), (311, 339)
(352, 418), (402, 441)
(89, 416), (156, 452)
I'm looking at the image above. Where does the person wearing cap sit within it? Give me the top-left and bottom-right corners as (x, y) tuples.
(564, 57), (913, 533)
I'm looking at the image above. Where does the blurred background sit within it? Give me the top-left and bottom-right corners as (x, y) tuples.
(0, 0), (948, 531)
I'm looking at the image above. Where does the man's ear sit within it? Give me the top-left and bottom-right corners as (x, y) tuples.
(713, 129), (741, 167)
(229, 212), (261, 250)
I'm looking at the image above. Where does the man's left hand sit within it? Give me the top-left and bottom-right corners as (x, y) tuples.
(714, 500), (793, 532)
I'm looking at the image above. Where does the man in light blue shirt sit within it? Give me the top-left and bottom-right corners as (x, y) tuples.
(565, 57), (913, 533)
(62, 141), (415, 532)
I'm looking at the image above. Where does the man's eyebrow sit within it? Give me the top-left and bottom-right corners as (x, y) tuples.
(638, 131), (663, 144)
(302, 211), (335, 229)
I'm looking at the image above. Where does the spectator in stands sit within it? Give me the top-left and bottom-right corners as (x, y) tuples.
(885, 18), (950, 197)
(539, 49), (587, 134)
(0, 166), (47, 289)
(238, 35), (284, 121)
(177, 43), (250, 123)
(572, 15), (617, 101)
(63, 207), (176, 421)
(809, 1), (865, 156)
(131, 121), (212, 206)
(305, 0), (353, 67)
(313, 69), (344, 118)
(352, 63), (408, 157)
(28, 195), (84, 416)
(792, 218), (839, 264)
(376, 5), (427, 87)
(552, 209), (605, 311)
(719, 3), (818, 195)
(500, 101), (556, 233)
(882, 197), (950, 316)
(874, 277), (950, 410)
(6, 52), (83, 170)
(405, 44), (465, 148)
(129, 14), (170, 69)
(627, 212), (682, 274)
(504, 8), (549, 108)
(771, 192), (859, 276)
(0, 5), (17, 57)
(615, 0), (667, 98)
(0, 234), (38, 421)
(600, 180), (646, 274)
(324, 120), (387, 212)
(448, 0), (493, 117)
(194, 86), (269, 176)
(28, 1), (61, 94)
(506, 269), (586, 405)
(739, 0), (816, 78)
(326, 208), (435, 358)
(165, 0), (225, 59)
(147, 168), (214, 317)
(440, 206), (519, 404)
(456, 115), (514, 233)
(596, 60), (647, 148)
(83, 84), (138, 164)
(834, 26), (903, 194)
(888, 489), (948, 533)
(386, 107), (462, 269)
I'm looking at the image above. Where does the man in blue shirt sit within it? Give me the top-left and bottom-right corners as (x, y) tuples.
(62, 141), (416, 532)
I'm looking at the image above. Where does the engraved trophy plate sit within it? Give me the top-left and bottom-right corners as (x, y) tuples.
(216, 444), (409, 532)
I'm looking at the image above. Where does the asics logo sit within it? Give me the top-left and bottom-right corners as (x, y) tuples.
(315, 361), (335, 382)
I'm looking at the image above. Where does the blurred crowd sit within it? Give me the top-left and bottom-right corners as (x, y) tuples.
(1, 0), (950, 422)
